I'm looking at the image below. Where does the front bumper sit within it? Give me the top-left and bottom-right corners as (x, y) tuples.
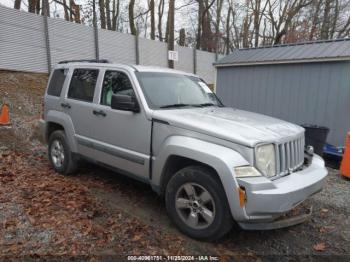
(236, 154), (327, 228)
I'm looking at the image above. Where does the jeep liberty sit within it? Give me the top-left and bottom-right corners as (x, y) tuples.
(40, 60), (328, 240)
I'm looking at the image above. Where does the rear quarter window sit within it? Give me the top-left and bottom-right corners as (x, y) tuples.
(47, 69), (68, 97)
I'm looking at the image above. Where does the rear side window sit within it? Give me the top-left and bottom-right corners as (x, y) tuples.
(68, 69), (98, 102)
(47, 69), (67, 97)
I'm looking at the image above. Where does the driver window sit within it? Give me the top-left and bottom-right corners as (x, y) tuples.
(100, 70), (135, 106)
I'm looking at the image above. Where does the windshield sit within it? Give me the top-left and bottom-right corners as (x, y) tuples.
(136, 72), (223, 109)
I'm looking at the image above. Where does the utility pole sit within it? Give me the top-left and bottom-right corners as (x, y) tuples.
(167, 0), (175, 68)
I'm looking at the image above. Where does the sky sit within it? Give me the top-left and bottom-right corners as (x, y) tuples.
(0, 0), (197, 34)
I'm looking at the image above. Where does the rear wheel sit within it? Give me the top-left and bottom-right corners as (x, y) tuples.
(48, 130), (77, 175)
(165, 165), (233, 241)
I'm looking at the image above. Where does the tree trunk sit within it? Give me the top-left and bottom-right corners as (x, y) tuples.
(112, 0), (120, 31)
(72, 3), (80, 23)
(99, 0), (107, 29)
(321, 0), (331, 39)
(129, 0), (137, 35)
(62, 0), (70, 21)
(167, 0), (175, 68)
(196, 0), (204, 49)
(179, 28), (186, 46)
(149, 0), (155, 40)
(14, 0), (21, 9)
(106, 0), (112, 30)
(165, 9), (170, 42)
(36, 0), (41, 14)
(225, 5), (232, 54)
(309, 0), (322, 41)
(215, 0), (224, 53)
(28, 0), (36, 13)
(157, 0), (165, 41)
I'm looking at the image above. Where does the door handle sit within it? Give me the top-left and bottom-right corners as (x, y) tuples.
(61, 102), (71, 109)
(93, 110), (107, 117)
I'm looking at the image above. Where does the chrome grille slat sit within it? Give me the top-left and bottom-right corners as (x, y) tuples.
(276, 135), (304, 176)
(280, 144), (286, 173)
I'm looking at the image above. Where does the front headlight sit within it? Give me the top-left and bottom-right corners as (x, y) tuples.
(255, 144), (276, 177)
(234, 166), (262, 178)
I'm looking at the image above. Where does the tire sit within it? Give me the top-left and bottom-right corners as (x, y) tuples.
(48, 130), (77, 175)
(165, 165), (233, 241)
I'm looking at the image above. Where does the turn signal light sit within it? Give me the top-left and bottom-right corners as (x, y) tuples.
(238, 187), (246, 208)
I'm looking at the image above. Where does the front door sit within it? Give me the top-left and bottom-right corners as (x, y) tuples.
(88, 69), (152, 181)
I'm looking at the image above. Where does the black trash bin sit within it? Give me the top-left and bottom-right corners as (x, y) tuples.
(301, 124), (329, 155)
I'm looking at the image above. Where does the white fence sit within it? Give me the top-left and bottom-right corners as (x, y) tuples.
(0, 5), (217, 84)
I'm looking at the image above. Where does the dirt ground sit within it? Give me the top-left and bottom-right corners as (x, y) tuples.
(0, 71), (349, 260)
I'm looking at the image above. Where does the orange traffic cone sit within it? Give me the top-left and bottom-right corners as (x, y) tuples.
(0, 104), (11, 126)
(340, 133), (350, 179)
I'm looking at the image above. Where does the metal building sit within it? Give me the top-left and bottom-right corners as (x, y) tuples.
(214, 39), (350, 146)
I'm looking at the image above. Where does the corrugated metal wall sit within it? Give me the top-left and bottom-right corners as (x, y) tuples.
(0, 5), (217, 84)
(216, 62), (350, 146)
(0, 6), (47, 72)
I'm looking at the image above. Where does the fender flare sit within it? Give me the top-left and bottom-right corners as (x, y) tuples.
(152, 135), (250, 221)
(45, 110), (78, 152)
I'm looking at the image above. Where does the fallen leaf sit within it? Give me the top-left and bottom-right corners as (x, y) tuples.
(132, 234), (142, 241)
(313, 242), (327, 252)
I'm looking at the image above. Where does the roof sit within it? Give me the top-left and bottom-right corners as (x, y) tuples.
(215, 38), (350, 67)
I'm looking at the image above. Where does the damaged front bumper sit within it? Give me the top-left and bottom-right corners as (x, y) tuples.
(236, 154), (327, 230)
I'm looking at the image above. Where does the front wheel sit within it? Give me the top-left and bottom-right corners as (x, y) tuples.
(165, 166), (233, 241)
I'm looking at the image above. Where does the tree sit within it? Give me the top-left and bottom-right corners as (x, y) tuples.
(309, 0), (323, 40)
(179, 28), (186, 46)
(215, 0), (224, 52)
(158, 0), (165, 41)
(99, 0), (106, 29)
(106, 0), (112, 30)
(129, 0), (137, 35)
(112, 0), (120, 31)
(249, 0), (268, 47)
(149, 0), (155, 40)
(14, 0), (21, 10)
(265, 0), (312, 44)
(28, 0), (36, 13)
(321, 0), (332, 39)
(63, 0), (70, 21)
(196, 0), (216, 51)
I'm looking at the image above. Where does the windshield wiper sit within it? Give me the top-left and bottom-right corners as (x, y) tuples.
(159, 103), (193, 109)
(159, 103), (218, 109)
(194, 103), (216, 107)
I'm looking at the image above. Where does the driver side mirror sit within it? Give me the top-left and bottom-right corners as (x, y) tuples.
(111, 94), (140, 113)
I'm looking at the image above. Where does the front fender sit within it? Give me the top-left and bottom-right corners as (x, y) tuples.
(152, 135), (250, 221)
(46, 110), (78, 152)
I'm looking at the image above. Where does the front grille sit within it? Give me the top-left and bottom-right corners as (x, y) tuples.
(276, 135), (305, 176)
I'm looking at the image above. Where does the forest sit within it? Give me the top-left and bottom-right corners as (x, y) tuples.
(9, 0), (350, 54)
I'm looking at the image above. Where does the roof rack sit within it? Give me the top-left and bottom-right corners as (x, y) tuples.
(58, 59), (110, 64)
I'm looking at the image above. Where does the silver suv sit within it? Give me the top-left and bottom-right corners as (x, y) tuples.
(40, 60), (328, 241)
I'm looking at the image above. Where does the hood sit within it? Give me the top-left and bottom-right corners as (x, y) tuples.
(152, 107), (304, 147)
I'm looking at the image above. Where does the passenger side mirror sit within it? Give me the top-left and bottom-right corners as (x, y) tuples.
(111, 94), (140, 113)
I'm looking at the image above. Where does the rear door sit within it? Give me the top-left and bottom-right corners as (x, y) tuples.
(62, 67), (101, 157)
